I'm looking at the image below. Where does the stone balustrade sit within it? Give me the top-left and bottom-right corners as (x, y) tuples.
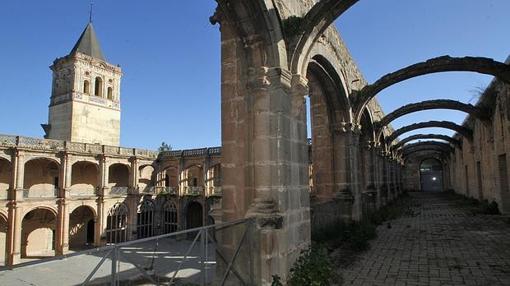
(0, 134), (158, 159)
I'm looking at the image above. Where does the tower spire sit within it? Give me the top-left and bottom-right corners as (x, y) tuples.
(89, 1), (93, 23)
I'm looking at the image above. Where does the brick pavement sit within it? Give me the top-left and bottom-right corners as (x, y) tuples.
(341, 192), (510, 286)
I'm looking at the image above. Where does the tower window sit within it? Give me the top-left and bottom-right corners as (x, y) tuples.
(94, 77), (103, 97)
(83, 80), (90, 94)
(107, 87), (113, 100)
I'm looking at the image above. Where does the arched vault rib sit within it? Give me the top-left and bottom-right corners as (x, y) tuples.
(387, 120), (473, 144)
(392, 134), (461, 150)
(290, 0), (359, 75)
(402, 143), (454, 158)
(354, 56), (510, 122)
(375, 99), (489, 131)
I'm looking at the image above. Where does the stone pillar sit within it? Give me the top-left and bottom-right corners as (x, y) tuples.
(95, 197), (104, 246)
(218, 20), (311, 283)
(55, 198), (69, 255)
(346, 124), (362, 220)
(129, 157), (139, 192)
(99, 155), (108, 196)
(13, 151), (24, 201)
(61, 152), (72, 198)
(6, 201), (21, 265)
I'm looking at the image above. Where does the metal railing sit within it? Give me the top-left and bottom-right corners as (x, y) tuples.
(2, 218), (255, 286)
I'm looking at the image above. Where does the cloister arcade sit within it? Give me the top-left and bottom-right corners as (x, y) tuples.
(0, 1), (508, 284)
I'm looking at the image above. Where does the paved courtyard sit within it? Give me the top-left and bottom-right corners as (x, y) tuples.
(342, 192), (510, 286)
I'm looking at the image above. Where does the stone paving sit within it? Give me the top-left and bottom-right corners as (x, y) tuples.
(342, 192), (510, 286)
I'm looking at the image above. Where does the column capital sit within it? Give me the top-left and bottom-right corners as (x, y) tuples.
(334, 122), (362, 134)
(247, 66), (293, 90)
(290, 74), (309, 97)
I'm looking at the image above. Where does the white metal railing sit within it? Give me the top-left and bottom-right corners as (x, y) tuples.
(3, 218), (255, 286)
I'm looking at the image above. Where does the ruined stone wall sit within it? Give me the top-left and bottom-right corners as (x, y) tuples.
(449, 73), (510, 213)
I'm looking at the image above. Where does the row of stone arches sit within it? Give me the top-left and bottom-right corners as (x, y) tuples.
(83, 77), (115, 100)
(0, 157), (156, 198)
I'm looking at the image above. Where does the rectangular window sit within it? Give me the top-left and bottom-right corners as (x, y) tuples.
(477, 161), (483, 200)
(499, 154), (509, 193)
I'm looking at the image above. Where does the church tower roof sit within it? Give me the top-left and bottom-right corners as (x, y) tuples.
(70, 22), (106, 61)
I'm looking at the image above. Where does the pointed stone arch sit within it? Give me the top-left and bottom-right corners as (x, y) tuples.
(387, 121), (473, 144)
(290, 0), (359, 75)
(375, 99), (489, 133)
(354, 56), (510, 123)
(392, 134), (461, 150)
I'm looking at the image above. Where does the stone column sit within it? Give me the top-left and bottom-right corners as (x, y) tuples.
(55, 198), (69, 255)
(345, 124), (362, 220)
(99, 156), (108, 196)
(129, 157), (139, 193)
(95, 197), (104, 246)
(13, 151), (24, 201)
(61, 152), (72, 198)
(6, 201), (21, 265)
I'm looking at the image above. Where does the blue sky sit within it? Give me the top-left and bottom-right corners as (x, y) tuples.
(0, 1), (508, 150)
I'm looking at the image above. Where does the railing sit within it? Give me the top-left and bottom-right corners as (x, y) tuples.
(0, 134), (158, 158)
(209, 186), (222, 197)
(2, 218), (255, 286)
(185, 186), (203, 196)
(161, 186), (178, 195)
(22, 188), (58, 199)
(140, 186), (156, 194)
(69, 187), (97, 198)
(109, 187), (128, 196)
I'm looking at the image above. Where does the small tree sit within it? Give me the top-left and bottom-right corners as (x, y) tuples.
(158, 142), (171, 152)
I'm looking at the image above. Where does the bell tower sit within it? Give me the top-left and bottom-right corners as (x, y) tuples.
(43, 22), (122, 146)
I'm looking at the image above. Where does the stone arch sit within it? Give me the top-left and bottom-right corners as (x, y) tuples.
(402, 144), (453, 158)
(185, 201), (203, 229)
(0, 212), (7, 266)
(107, 87), (113, 100)
(108, 163), (130, 188)
(183, 164), (203, 189)
(392, 134), (461, 151)
(162, 200), (178, 234)
(105, 202), (128, 244)
(376, 99), (489, 135)
(306, 57), (343, 199)
(94, 76), (103, 97)
(419, 158), (444, 192)
(290, 0), (359, 75)
(24, 158), (60, 198)
(0, 158), (11, 200)
(70, 161), (99, 197)
(137, 199), (155, 239)
(387, 121), (473, 144)
(21, 207), (57, 258)
(212, 0), (288, 70)
(354, 56), (510, 122)
(359, 109), (376, 192)
(69, 205), (96, 250)
(162, 165), (178, 189)
(138, 164), (155, 192)
(83, 80), (90, 94)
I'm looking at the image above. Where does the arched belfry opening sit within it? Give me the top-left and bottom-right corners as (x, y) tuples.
(94, 77), (103, 97)
(420, 158), (444, 192)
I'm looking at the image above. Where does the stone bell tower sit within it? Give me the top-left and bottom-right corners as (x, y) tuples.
(43, 22), (122, 146)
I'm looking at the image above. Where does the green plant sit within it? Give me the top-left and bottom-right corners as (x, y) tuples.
(271, 275), (284, 286)
(288, 245), (333, 286)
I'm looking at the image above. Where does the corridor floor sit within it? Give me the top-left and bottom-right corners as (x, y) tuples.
(342, 192), (510, 286)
